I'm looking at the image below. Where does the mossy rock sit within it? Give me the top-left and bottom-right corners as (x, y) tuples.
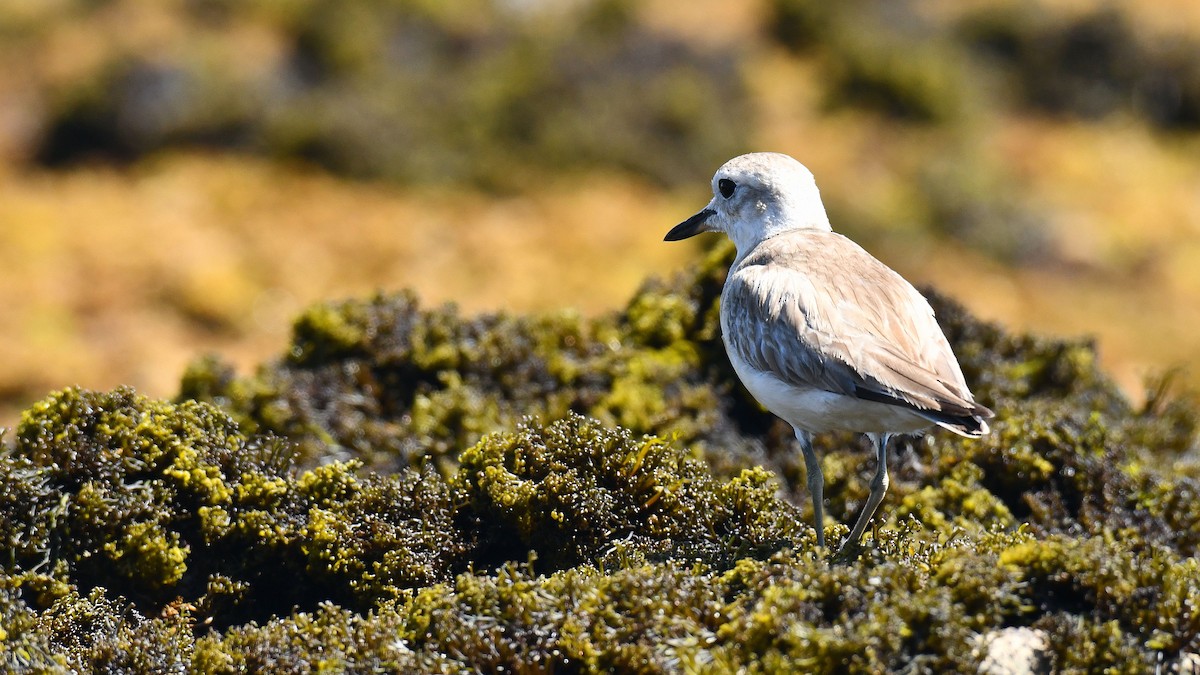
(1, 388), (471, 623)
(3, 239), (1199, 669)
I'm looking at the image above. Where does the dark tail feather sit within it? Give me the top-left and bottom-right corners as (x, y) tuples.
(921, 404), (994, 438)
(855, 385), (994, 437)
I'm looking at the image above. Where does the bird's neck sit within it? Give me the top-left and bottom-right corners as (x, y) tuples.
(730, 198), (832, 264)
(771, 189), (833, 235)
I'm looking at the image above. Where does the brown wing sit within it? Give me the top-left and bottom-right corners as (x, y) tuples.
(722, 231), (992, 430)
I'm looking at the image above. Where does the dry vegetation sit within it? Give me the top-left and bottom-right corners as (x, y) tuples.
(0, 155), (696, 424)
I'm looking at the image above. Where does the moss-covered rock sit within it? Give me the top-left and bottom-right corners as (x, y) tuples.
(9, 388), (296, 608)
(175, 525), (1196, 673)
(3, 233), (1199, 669)
(2, 388), (471, 623)
(0, 385), (814, 627)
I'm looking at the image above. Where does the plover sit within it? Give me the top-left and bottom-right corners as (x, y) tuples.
(665, 152), (993, 553)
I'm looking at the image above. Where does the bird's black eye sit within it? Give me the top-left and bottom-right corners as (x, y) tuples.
(718, 178), (736, 199)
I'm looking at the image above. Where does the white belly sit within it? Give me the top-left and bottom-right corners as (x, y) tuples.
(725, 342), (933, 435)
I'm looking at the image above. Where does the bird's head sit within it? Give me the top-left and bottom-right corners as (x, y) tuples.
(665, 152), (832, 257)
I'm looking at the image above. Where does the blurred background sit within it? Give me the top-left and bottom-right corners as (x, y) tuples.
(1, 0), (1199, 427)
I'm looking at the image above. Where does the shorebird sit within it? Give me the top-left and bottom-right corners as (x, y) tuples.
(665, 152), (993, 554)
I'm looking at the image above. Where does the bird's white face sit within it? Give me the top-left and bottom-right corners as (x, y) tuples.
(665, 152), (832, 257)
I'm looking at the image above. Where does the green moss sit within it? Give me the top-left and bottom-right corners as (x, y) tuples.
(193, 601), (443, 674)
(178, 270), (737, 471)
(99, 512), (190, 590)
(47, 590), (195, 673)
(457, 414), (805, 572)
(1036, 615), (1145, 675)
(17, 387), (243, 494)
(623, 291), (698, 348)
(595, 347), (705, 432)
(4, 380), (1195, 670)
(6, 389), (291, 604)
(895, 460), (1016, 534)
(0, 448), (60, 574)
(13, 519), (1187, 671)
(4, 198), (1200, 670)
(1001, 534), (1200, 655)
(288, 303), (370, 365)
(1, 388), (459, 622)
(295, 463), (470, 606)
(193, 528), (1029, 674)
(407, 372), (506, 464)
(394, 561), (727, 674)
(0, 572), (69, 673)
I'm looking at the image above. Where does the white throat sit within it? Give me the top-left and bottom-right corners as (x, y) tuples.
(728, 187), (832, 263)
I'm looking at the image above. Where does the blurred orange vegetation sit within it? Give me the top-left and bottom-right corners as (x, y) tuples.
(0, 154), (696, 424)
(2, 0), (1200, 425)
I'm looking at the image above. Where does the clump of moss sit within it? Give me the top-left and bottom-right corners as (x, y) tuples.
(183, 292), (605, 469)
(457, 413), (805, 571)
(396, 561), (729, 673)
(2, 387), (474, 623)
(1, 383), (824, 633)
(38, 587), (194, 674)
(706, 530), (1033, 673)
(0, 446), (60, 574)
(292, 462), (472, 607)
(1006, 534), (1200, 669)
(9, 388), (293, 606)
(177, 528), (1031, 673)
(192, 601), (432, 674)
(40, 521), (1184, 672)
(0, 572), (69, 673)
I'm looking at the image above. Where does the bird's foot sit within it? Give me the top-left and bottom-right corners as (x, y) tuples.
(830, 538), (866, 565)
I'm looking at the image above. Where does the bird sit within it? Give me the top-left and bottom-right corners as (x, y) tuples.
(664, 152), (993, 555)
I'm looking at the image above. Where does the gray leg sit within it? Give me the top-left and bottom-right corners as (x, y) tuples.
(845, 433), (892, 547)
(796, 429), (825, 548)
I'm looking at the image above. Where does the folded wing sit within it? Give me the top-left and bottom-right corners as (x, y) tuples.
(722, 232), (993, 436)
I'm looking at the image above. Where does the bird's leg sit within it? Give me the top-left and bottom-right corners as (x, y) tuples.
(796, 429), (825, 549)
(845, 432), (892, 547)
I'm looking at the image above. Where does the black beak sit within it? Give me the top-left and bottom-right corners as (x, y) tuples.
(664, 208), (716, 241)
